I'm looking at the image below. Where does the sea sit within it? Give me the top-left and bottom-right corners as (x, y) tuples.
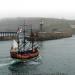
(0, 35), (75, 75)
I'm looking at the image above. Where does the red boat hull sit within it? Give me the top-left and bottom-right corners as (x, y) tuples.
(10, 50), (39, 60)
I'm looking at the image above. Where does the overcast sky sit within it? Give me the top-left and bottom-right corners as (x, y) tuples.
(0, 0), (75, 19)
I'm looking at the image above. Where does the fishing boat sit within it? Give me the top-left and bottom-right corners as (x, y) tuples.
(10, 24), (39, 62)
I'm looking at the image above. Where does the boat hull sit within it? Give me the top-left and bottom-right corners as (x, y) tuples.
(11, 55), (39, 63)
(10, 49), (39, 61)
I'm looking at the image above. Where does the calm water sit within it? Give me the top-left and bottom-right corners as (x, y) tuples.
(0, 36), (75, 75)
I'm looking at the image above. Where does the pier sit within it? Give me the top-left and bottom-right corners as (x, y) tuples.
(37, 32), (72, 41)
(0, 31), (72, 41)
(0, 32), (17, 41)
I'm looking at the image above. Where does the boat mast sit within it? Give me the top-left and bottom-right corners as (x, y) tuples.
(31, 26), (33, 50)
(17, 27), (20, 50)
(23, 23), (26, 51)
(31, 25), (34, 50)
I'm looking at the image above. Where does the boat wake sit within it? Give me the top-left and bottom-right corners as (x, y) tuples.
(26, 55), (42, 65)
(0, 55), (42, 67)
(27, 61), (40, 65)
(0, 60), (16, 67)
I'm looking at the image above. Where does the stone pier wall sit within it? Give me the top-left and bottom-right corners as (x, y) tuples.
(37, 32), (72, 41)
(0, 32), (72, 41)
(0, 36), (17, 41)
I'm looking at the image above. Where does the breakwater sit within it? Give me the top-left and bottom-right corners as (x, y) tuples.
(0, 31), (72, 41)
(37, 32), (72, 41)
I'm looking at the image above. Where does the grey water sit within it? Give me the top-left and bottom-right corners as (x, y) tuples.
(0, 36), (75, 75)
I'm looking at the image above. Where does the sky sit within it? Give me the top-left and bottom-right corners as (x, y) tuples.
(0, 0), (75, 19)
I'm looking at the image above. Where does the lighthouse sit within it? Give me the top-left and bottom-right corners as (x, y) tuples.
(40, 19), (44, 32)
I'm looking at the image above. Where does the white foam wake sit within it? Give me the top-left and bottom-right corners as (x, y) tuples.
(27, 55), (42, 65)
(0, 55), (42, 67)
(27, 61), (40, 65)
(0, 60), (16, 67)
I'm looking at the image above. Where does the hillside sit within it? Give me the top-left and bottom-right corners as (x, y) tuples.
(0, 17), (74, 33)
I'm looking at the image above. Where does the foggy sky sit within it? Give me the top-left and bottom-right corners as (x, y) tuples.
(0, 0), (75, 20)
